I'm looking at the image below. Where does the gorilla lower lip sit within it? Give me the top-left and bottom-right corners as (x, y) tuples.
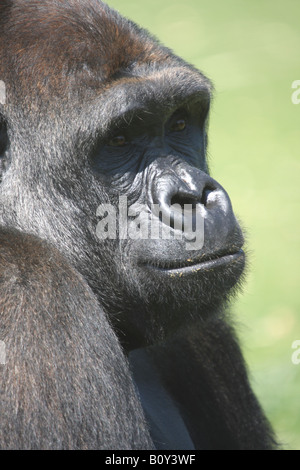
(144, 249), (244, 275)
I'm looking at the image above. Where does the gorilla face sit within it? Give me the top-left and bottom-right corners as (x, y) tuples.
(0, 0), (245, 349)
(89, 67), (245, 347)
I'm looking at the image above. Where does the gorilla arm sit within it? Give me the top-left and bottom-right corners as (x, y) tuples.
(0, 227), (153, 450)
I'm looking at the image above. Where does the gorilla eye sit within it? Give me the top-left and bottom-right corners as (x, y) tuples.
(108, 135), (127, 147)
(171, 119), (186, 132)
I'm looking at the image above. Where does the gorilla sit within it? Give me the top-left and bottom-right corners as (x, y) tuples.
(0, 0), (277, 450)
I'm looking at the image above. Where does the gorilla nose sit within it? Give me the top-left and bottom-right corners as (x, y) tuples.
(151, 167), (227, 232)
(156, 181), (203, 230)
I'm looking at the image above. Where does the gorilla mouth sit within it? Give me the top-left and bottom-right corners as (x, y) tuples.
(142, 249), (245, 275)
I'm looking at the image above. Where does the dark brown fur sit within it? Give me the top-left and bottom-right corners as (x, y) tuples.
(0, 0), (174, 103)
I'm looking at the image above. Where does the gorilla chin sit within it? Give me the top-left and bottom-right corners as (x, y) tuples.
(113, 242), (246, 350)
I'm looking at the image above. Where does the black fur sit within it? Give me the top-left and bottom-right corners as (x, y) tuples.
(0, 227), (153, 449)
(0, 0), (277, 449)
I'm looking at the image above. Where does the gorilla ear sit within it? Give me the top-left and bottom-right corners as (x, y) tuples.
(0, 116), (10, 182)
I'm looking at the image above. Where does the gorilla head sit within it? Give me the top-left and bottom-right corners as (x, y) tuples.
(0, 0), (244, 350)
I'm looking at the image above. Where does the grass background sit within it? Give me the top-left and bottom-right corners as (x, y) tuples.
(106, 0), (300, 449)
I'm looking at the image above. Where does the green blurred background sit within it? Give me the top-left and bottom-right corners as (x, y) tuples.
(106, 0), (300, 449)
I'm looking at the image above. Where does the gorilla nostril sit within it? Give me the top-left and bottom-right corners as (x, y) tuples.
(170, 185), (217, 209)
(170, 194), (197, 210)
(201, 186), (215, 206)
